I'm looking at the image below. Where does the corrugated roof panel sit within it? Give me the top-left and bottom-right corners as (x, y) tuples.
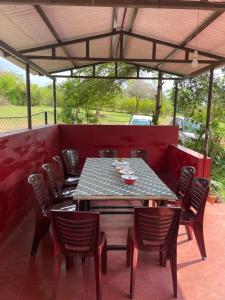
(161, 62), (209, 75)
(41, 5), (113, 41)
(65, 43), (86, 57)
(0, 5), (55, 50)
(125, 36), (152, 59)
(90, 37), (111, 58)
(133, 8), (213, 45)
(30, 59), (72, 73)
(187, 13), (225, 58)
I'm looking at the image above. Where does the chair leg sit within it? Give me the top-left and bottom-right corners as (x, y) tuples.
(52, 255), (63, 300)
(95, 253), (102, 300)
(169, 250), (177, 298)
(31, 218), (50, 256)
(101, 239), (107, 274)
(159, 249), (167, 267)
(130, 246), (138, 299)
(185, 225), (193, 240)
(66, 256), (73, 271)
(126, 228), (132, 267)
(193, 223), (207, 259)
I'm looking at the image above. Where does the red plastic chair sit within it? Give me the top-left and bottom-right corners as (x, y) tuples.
(127, 207), (181, 298)
(28, 174), (76, 255)
(53, 155), (79, 187)
(176, 166), (196, 208)
(153, 166), (196, 208)
(62, 149), (80, 177)
(99, 149), (118, 158)
(130, 149), (149, 164)
(51, 211), (107, 300)
(42, 163), (77, 203)
(180, 177), (210, 259)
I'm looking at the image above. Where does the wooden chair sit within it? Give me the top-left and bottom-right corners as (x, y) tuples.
(62, 149), (80, 177)
(42, 163), (77, 203)
(51, 211), (107, 300)
(130, 149), (149, 164)
(127, 207), (181, 298)
(28, 174), (76, 256)
(180, 177), (210, 259)
(53, 155), (79, 187)
(99, 149), (118, 158)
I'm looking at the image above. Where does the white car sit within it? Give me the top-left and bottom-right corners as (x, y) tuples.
(174, 116), (204, 145)
(129, 115), (153, 126)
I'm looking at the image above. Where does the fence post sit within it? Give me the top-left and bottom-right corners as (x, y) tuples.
(44, 112), (48, 125)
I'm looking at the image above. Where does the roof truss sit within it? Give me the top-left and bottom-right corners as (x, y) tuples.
(3, 1), (225, 11)
(20, 30), (224, 62)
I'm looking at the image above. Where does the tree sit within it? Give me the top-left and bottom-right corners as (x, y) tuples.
(59, 63), (135, 124)
(125, 80), (156, 114)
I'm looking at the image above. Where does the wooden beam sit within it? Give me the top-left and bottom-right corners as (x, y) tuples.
(53, 78), (57, 124)
(3, 1), (225, 11)
(34, 5), (76, 68)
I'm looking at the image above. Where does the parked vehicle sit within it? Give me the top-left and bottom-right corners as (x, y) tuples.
(174, 116), (204, 145)
(129, 115), (153, 125)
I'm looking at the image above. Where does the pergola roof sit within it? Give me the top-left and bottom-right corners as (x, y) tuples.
(1, 1), (225, 78)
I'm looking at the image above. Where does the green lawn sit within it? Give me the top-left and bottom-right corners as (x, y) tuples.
(99, 111), (131, 124)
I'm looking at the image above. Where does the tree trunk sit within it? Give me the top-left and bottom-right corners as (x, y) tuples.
(153, 71), (163, 125)
(134, 96), (140, 114)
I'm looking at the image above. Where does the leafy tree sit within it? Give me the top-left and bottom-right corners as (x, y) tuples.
(59, 63), (135, 124)
(125, 80), (156, 114)
(0, 73), (26, 105)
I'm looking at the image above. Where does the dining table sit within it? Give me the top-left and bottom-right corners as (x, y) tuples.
(73, 157), (178, 250)
(73, 157), (177, 204)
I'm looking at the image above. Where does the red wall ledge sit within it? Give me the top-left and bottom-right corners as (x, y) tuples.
(58, 124), (179, 173)
(168, 144), (211, 180)
(0, 125), (59, 245)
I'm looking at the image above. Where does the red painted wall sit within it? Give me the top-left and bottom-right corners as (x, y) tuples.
(168, 144), (211, 180)
(58, 125), (179, 173)
(0, 126), (59, 244)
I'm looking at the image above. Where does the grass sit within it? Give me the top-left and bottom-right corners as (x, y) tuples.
(99, 111), (131, 124)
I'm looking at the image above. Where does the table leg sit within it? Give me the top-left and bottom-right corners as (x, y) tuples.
(79, 200), (90, 211)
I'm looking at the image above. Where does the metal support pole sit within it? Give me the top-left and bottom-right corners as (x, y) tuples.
(26, 63), (32, 129)
(53, 78), (57, 124)
(173, 81), (178, 125)
(204, 67), (214, 158)
(44, 111), (48, 125)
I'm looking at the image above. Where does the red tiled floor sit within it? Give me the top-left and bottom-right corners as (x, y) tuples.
(0, 203), (225, 300)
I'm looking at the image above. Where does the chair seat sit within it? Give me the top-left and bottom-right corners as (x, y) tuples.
(46, 200), (77, 216)
(56, 187), (77, 199)
(64, 176), (80, 187)
(180, 209), (195, 224)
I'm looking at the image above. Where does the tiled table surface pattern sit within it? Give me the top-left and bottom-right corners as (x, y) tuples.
(74, 158), (177, 201)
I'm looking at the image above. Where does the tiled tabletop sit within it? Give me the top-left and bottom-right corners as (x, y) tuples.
(73, 158), (177, 201)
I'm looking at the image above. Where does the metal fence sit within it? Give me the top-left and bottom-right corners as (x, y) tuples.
(0, 111), (57, 132)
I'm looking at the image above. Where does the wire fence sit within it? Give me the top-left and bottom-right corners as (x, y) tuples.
(0, 111), (58, 132)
